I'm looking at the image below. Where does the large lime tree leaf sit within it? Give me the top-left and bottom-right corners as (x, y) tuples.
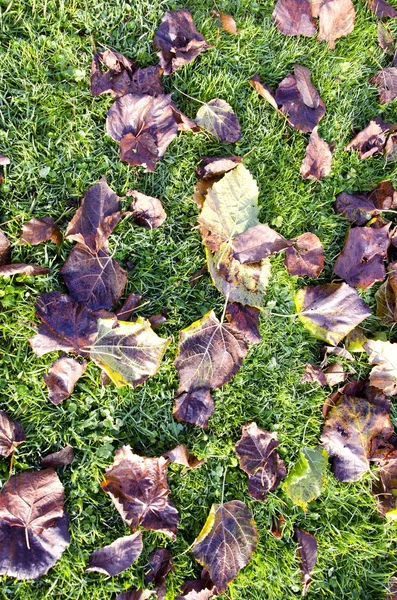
(191, 500), (258, 593)
(91, 317), (170, 388)
(195, 99), (241, 143)
(0, 469), (69, 580)
(282, 447), (328, 510)
(365, 340), (397, 396)
(295, 283), (371, 345)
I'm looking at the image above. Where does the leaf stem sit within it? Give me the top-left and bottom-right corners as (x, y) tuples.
(173, 85), (206, 106)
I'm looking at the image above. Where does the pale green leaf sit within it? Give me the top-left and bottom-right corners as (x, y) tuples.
(282, 447), (328, 511)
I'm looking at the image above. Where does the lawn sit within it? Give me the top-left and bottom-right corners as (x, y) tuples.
(0, 0), (397, 598)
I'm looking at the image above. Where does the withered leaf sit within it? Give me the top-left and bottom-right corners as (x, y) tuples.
(285, 232), (324, 278)
(0, 469), (69, 579)
(373, 458), (397, 518)
(29, 292), (98, 357)
(173, 389), (215, 428)
(127, 190), (167, 229)
(129, 65), (164, 97)
(368, 0), (397, 18)
(44, 357), (87, 405)
(21, 217), (62, 246)
(171, 104), (201, 133)
(318, 0), (356, 50)
(115, 293), (142, 320)
(65, 177), (121, 252)
(321, 391), (394, 480)
(385, 132), (397, 160)
(90, 50), (136, 98)
(0, 229), (11, 266)
(117, 590), (154, 600)
(235, 422), (286, 501)
(295, 529), (318, 596)
(335, 180), (397, 225)
(294, 65), (320, 108)
(60, 245), (127, 311)
(144, 548), (173, 600)
(295, 282), (371, 345)
(272, 0), (316, 36)
(0, 410), (25, 458)
(345, 117), (395, 159)
(211, 10), (238, 34)
(275, 71), (326, 133)
(377, 22), (395, 53)
(196, 155), (242, 180)
(323, 362), (348, 386)
(191, 500), (258, 593)
(101, 446), (179, 538)
(232, 223), (291, 264)
(376, 263), (397, 324)
(176, 571), (216, 600)
(40, 445), (74, 467)
(119, 132), (159, 172)
(249, 74), (278, 110)
(91, 317), (170, 388)
(87, 532), (143, 576)
(164, 444), (203, 469)
(300, 363), (327, 385)
(0, 264), (50, 277)
(195, 99), (241, 143)
(300, 127), (333, 180)
(153, 9), (209, 75)
(333, 222), (390, 289)
(283, 447), (328, 510)
(225, 302), (261, 345)
(371, 68), (397, 104)
(365, 340), (397, 395)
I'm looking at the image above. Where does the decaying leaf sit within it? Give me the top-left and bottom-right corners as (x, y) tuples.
(196, 155), (242, 180)
(300, 127), (333, 180)
(295, 283), (371, 345)
(191, 500), (258, 593)
(211, 10), (238, 34)
(195, 99), (241, 143)
(235, 422), (286, 500)
(117, 590), (154, 600)
(275, 69), (326, 132)
(90, 317), (169, 388)
(365, 340), (397, 395)
(21, 217), (62, 246)
(29, 292), (98, 357)
(272, 0), (316, 37)
(127, 190), (167, 229)
(321, 390), (394, 481)
(0, 230), (11, 266)
(249, 74), (278, 110)
(173, 389), (215, 428)
(176, 571), (217, 600)
(373, 458), (397, 518)
(335, 180), (397, 225)
(368, 0), (397, 18)
(285, 232), (324, 278)
(225, 302), (261, 345)
(164, 444), (203, 469)
(101, 446), (179, 538)
(90, 50), (136, 98)
(40, 445), (74, 467)
(144, 548), (173, 599)
(129, 65), (164, 97)
(376, 262), (397, 324)
(43, 357), (87, 405)
(283, 447), (328, 510)
(0, 410), (25, 458)
(371, 68), (397, 104)
(333, 223), (390, 289)
(345, 117), (396, 159)
(377, 22), (395, 53)
(318, 0), (356, 50)
(295, 529), (318, 596)
(232, 224), (291, 264)
(153, 9), (209, 75)
(323, 362), (348, 386)
(0, 469), (69, 579)
(65, 177), (121, 252)
(0, 264), (50, 277)
(294, 64), (320, 108)
(87, 532), (143, 576)
(300, 363), (327, 385)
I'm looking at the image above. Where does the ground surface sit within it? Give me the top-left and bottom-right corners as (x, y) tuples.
(0, 0), (397, 598)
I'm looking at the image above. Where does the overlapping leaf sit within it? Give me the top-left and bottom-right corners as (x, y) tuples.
(318, 0), (356, 50)
(232, 224), (291, 264)
(335, 180), (397, 225)
(40, 446), (74, 467)
(272, 0), (316, 37)
(373, 458), (397, 518)
(345, 118), (396, 159)
(21, 217), (62, 246)
(144, 548), (173, 599)
(275, 67), (325, 132)
(285, 233), (324, 278)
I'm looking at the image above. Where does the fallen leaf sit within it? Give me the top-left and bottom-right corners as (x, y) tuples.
(129, 65), (164, 96)
(235, 422), (286, 500)
(295, 282), (371, 345)
(176, 571), (217, 600)
(368, 0), (397, 18)
(173, 389), (215, 428)
(318, 0), (356, 49)
(285, 232), (324, 278)
(29, 292), (98, 357)
(225, 302), (261, 344)
(294, 64), (320, 108)
(333, 222), (390, 289)
(275, 70), (326, 132)
(365, 339), (397, 395)
(345, 117), (395, 159)
(195, 99), (241, 143)
(373, 458), (397, 518)
(115, 293), (142, 320)
(144, 548), (173, 600)
(153, 9), (209, 75)
(44, 357), (87, 405)
(90, 50), (136, 98)
(87, 532), (143, 576)
(324, 362), (348, 386)
(295, 529), (318, 596)
(377, 22), (395, 53)
(385, 132), (397, 160)
(0, 410), (25, 458)
(0, 230), (11, 265)
(249, 74), (278, 110)
(0, 469), (69, 579)
(283, 447), (328, 510)
(321, 345), (354, 365)
(232, 223), (291, 263)
(117, 590), (154, 600)
(40, 445), (74, 467)
(300, 363), (327, 385)
(101, 446), (179, 538)
(335, 180), (397, 225)
(21, 217), (62, 246)
(0, 264), (50, 277)
(171, 104), (201, 133)
(91, 317), (169, 388)
(164, 444), (203, 469)
(211, 10), (238, 34)
(127, 190), (167, 229)
(272, 0), (316, 36)
(300, 127), (333, 180)
(376, 263), (397, 324)
(196, 155), (242, 180)
(65, 177), (121, 252)
(371, 68), (397, 104)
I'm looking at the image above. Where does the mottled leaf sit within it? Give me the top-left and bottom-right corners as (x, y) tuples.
(195, 99), (241, 143)
(368, 0), (397, 18)
(0, 410), (25, 458)
(176, 571), (216, 600)
(365, 339), (397, 395)
(318, 0), (356, 49)
(91, 317), (169, 388)
(371, 67), (397, 104)
(232, 223), (291, 263)
(283, 447), (328, 510)
(127, 190), (167, 229)
(295, 529), (318, 596)
(300, 127), (333, 180)
(44, 357), (87, 405)
(272, 0), (316, 36)
(173, 389), (215, 428)
(40, 446), (74, 467)
(87, 532), (143, 576)
(285, 232), (324, 278)
(0, 469), (69, 579)
(225, 302), (261, 344)
(376, 263), (397, 324)
(21, 217), (62, 246)
(249, 74), (278, 110)
(129, 65), (164, 97)
(0, 264), (50, 277)
(101, 446), (179, 538)
(196, 155), (242, 180)
(345, 117), (395, 159)
(0, 229), (11, 266)
(144, 548), (173, 600)
(324, 362), (348, 386)
(275, 71), (326, 132)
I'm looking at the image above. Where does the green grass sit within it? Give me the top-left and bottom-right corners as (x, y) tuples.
(0, 0), (397, 598)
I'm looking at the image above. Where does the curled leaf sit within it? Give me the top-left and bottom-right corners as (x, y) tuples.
(275, 70), (325, 132)
(365, 340), (397, 395)
(44, 357), (87, 405)
(368, 0), (397, 18)
(371, 68), (397, 104)
(127, 190), (167, 229)
(196, 155), (242, 180)
(318, 0), (356, 50)
(249, 74), (278, 110)
(345, 117), (395, 159)
(0, 264), (50, 277)
(90, 50), (136, 98)
(144, 548), (173, 599)
(295, 529), (318, 595)
(0, 229), (11, 265)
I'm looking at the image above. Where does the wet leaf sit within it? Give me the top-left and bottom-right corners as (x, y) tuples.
(21, 217), (62, 246)
(144, 548), (173, 599)
(285, 232), (324, 278)
(272, 0), (316, 36)
(235, 422), (286, 500)
(295, 529), (318, 595)
(164, 444), (203, 469)
(225, 302), (261, 344)
(173, 389), (215, 428)
(0, 410), (25, 458)
(368, 0), (397, 18)
(44, 357), (87, 405)
(249, 74), (278, 110)
(275, 70), (325, 132)
(300, 127), (333, 180)
(91, 317), (170, 388)
(295, 282), (371, 345)
(101, 446), (179, 538)
(153, 9), (209, 75)
(87, 532), (143, 576)
(191, 500), (258, 593)
(65, 177), (121, 252)
(29, 292), (98, 357)
(373, 458), (397, 518)
(40, 445), (74, 467)
(0, 469), (69, 579)
(90, 50), (136, 98)
(0, 229), (11, 266)
(127, 190), (167, 229)
(232, 224), (291, 263)
(333, 223), (390, 289)
(196, 155), (242, 180)
(345, 117), (395, 159)
(0, 264), (50, 277)
(365, 340), (397, 395)
(371, 68), (397, 104)
(283, 447), (328, 510)
(318, 0), (356, 50)
(195, 99), (241, 143)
